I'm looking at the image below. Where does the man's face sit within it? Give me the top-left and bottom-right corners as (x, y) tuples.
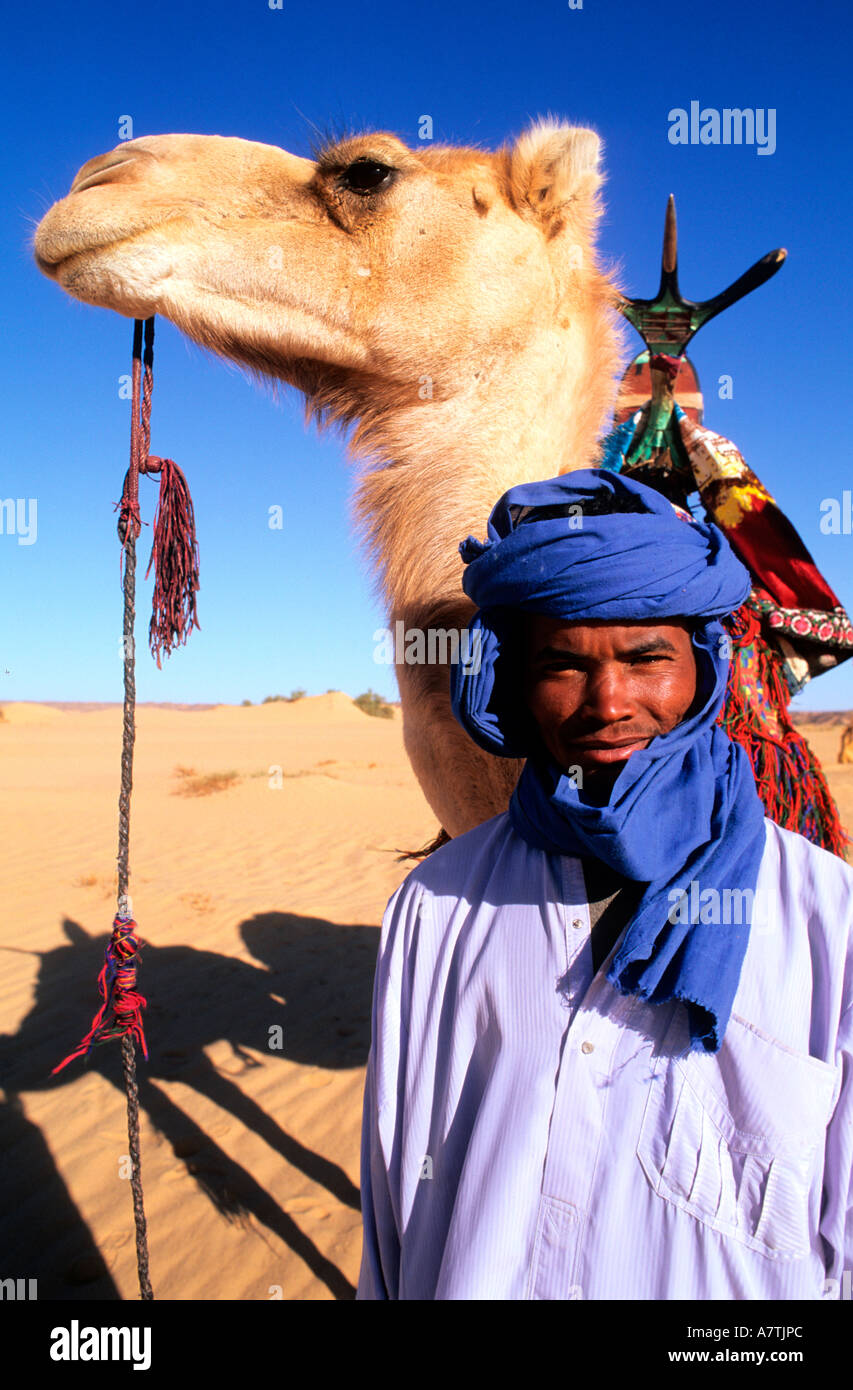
(522, 616), (698, 792)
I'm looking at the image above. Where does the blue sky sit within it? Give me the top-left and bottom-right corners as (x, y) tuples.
(3, 0), (851, 708)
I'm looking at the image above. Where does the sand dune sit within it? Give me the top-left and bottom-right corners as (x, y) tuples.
(0, 697), (849, 1300)
(0, 701), (67, 724)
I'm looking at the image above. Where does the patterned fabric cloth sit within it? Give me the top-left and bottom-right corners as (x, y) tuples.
(674, 409), (853, 690)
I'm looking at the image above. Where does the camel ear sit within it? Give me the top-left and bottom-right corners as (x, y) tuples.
(507, 119), (603, 226)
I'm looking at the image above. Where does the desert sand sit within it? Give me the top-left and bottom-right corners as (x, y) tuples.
(1, 697), (850, 1301)
(0, 694), (436, 1302)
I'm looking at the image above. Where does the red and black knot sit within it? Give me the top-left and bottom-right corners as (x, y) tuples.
(52, 914), (149, 1075)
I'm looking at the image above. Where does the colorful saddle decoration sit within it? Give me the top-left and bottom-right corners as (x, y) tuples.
(602, 199), (852, 857)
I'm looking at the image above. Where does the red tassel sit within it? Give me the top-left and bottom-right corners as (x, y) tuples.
(142, 456), (200, 669)
(113, 317), (200, 668)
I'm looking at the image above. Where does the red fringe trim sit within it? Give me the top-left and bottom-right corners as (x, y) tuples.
(143, 456), (201, 669)
(719, 605), (849, 859)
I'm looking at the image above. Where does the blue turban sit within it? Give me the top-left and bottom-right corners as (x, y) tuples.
(450, 468), (767, 1053)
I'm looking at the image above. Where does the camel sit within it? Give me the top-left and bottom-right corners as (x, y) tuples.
(840, 723), (853, 765)
(33, 120), (623, 837)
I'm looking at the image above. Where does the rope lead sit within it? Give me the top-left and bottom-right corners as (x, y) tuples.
(54, 316), (200, 1299)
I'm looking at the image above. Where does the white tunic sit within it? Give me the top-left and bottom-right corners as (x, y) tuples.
(356, 814), (853, 1300)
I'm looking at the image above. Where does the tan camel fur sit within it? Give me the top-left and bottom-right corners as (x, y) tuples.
(839, 724), (853, 765)
(34, 120), (623, 835)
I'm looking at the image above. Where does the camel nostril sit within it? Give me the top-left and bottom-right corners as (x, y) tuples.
(70, 153), (139, 194)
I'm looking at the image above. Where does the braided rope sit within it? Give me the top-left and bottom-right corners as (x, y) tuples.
(54, 320), (155, 1299)
(118, 317), (154, 1300)
(55, 315), (202, 1295)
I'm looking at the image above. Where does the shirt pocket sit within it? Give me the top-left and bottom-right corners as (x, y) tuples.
(636, 1011), (839, 1261)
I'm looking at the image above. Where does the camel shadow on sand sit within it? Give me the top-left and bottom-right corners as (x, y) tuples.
(0, 911), (379, 1301)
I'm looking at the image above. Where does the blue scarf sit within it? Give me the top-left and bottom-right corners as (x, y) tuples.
(450, 469), (767, 1052)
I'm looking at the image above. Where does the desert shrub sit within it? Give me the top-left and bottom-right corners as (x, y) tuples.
(172, 766), (240, 797)
(354, 689), (394, 719)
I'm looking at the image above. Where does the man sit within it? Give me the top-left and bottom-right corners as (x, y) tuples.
(357, 469), (853, 1300)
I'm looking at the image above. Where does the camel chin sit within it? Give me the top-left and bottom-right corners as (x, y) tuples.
(44, 250), (161, 320)
(34, 199), (178, 319)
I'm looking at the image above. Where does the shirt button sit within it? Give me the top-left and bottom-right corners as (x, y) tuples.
(581, 1041), (595, 1054)
(572, 917), (584, 929)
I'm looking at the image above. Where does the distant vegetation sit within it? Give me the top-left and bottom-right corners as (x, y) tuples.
(354, 689), (394, 719)
(172, 765), (241, 797)
(247, 689), (395, 718)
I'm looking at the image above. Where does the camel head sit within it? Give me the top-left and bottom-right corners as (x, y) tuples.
(35, 121), (619, 447)
(34, 120), (622, 614)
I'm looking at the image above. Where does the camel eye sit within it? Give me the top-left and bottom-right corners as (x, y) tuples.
(340, 159), (394, 194)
